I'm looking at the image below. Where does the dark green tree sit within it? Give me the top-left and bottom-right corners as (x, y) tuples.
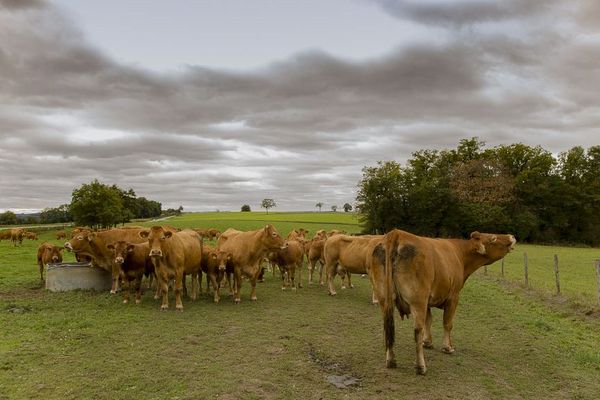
(261, 199), (276, 214)
(343, 203), (353, 212)
(241, 204), (251, 212)
(70, 180), (124, 229)
(0, 211), (18, 225)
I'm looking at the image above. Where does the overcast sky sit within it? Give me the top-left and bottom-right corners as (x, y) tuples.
(1, 0), (599, 213)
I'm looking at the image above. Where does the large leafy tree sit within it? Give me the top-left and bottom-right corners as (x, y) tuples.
(261, 199), (276, 214)
(70, 180), (124, 229)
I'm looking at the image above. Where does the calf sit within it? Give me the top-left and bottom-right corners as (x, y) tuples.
(107, 241), (153, 304)
(56, 230), (68, 240)
(36, 242), (63, 281)
(139, 227), (202, 310)
(267, 240), (304, 290)
(201, 245), (233, 303)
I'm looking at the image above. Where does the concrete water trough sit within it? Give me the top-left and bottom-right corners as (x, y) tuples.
(45, 262), (112, 292)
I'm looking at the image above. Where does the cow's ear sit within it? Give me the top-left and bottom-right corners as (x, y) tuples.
(87, 232), (97, 242)
(58, 247), (64, 252)
(470, 231), (481, 240)
(126, 244), (135, 253)
(107, 244), (115, 250)
(164, 231), (173, 239)
(139, 230), (150, 239)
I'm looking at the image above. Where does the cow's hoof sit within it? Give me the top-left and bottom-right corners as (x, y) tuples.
(329, 291), (337, 296)
(154, 295), (160, 300)
(350, 285), (355, 289)
(386, 359), (397, 369)
(415, 365), (427, 375)
(123, 300), (128, 304)
(251, 296), (258, 301)
(110, 290), (116, 294)
(372, 301), (379, 305)
(423, 341), (434, 349)
(442, 346), (455, 354)
(234, 299), (241, 304)
(341, 286), (347, 290)
(160, 306), (168, 311)
(176, 306), (184, 312)
(135, 299), (141, 305)
(282, 287), (286, 291)
(298, 284), (303, 289)
(292, 287), (297, 291)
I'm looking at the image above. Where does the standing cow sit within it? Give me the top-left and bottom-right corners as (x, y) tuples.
(267, 240), (305, 290)
(371, 230), (516, 374)
(10, 228), (25, 247)
(201, 245), (233, 303)
(37, 242), (63, 281)
(106, 241), (154, 304)
(139, 227), (202, 310)
(216, 224), (285, 303)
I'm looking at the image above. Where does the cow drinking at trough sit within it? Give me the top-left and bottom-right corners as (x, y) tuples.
(36, 242), (63, 281)
(372, 230), (516, 374)
(107, 241), (153, 304)
(139, 227), (202, 310)
(64, 227), (146, 293)
(216, 224), (285, 303)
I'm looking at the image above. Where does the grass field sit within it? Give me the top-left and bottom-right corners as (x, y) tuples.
(1, 213), (600, 399)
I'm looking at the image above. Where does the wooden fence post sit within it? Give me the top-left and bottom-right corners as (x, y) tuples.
(553, 254), (560, 296)
(595, 260), (600, 305)
(524, 252), (529, 288)
(501, 258), (505, 278)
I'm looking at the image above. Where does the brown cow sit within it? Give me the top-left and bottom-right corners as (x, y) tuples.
(323, 234), (383, 303)
(195, 228), (221, 240)
(0, 230), (12, 241)
(201, 244), (233, 303)
(36, 242), (63, 281)
(372, 230), (516, 374)
(10, 228), (25, 247)
(106, 241), (154, 304)
(56, 230), (68, 240)
(139, 227), (203, 310)
(25, 231), (38, 240)
(267, 239), (305, 290)
(327, 229), (346, 237)
(286, 228), (309, 241)
(64, 228), (146, 293)
(216, 224), (285, 303)
(306, 230), (328, 285)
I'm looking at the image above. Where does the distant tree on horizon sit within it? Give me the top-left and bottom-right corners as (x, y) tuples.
(343, 203), (353, 212)
(0, 210), (18, 225)
(261, 199), (276, 214)
(315, 202), (324, 212)
(241, 204), (251, 212)
(331, 205), (338, 212)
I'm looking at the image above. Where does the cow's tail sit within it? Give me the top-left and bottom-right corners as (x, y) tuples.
(383, 230), (398, 354)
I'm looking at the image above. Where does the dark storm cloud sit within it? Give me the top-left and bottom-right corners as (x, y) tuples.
(0, 1), (598, 212)
(370, 0), (559, 27)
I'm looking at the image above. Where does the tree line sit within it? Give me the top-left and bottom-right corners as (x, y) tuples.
(356, 138), (600, 246)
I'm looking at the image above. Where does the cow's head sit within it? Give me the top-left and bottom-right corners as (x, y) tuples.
(139, 226), (172, 258)
(64, 229), (94, 253)
(262, 224), (286, 250)
(45, 245), (64, 263)
(314, 230), (327, 240)
(106, 240), (135, 265)
(211, 251), (232, 272)
(470, 231), (516, 263)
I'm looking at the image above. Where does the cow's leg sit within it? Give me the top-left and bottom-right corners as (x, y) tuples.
(174, 271), (184, 311)
(110, 263), (120, 294)
(325, 261), (337, 295)
(307, 259), (315, 285)
(226, 272), (234, 296)
(197, 271), (203, 296)
(423, 307), (434, 349)
(182, 273), (188, 297)
(134, 275), (143, 304)
(38, 261), (44, 282)
(411, 302), (428, 375)
(442, 299), (459, 354)
(290, 265), (297, 290)
(233, 268), (242, 303)
(280, 266), (286, 290)
(123, 278), (132, 304)
(249, 267), (259, 301)
(190, 273), (198, 301)
(159, 277), (169, 310)
(297, 261), (303, 288)
(347, 272), (354, 289)
(209, 273), (220, 303)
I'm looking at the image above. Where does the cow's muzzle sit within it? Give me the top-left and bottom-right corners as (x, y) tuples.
(115, 257), (124, 264)
(64, 242), (73, 251)
(149, 249), (163, 257)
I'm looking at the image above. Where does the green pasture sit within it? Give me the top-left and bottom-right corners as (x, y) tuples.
(1, 213), (600, 399)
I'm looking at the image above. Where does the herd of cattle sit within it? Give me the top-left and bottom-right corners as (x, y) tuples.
(2, 224), (516, 374)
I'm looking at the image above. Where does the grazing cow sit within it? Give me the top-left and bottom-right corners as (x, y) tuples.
(216, 224), (285, 303)
(0, 230), (12, 241)
(56, 230), (68, 240)
(139, 227), (203, 310)
(106, 241), (154, 304)
(371, 230), (516, 374)
(36, 242), (63, 281)
(267, 240), (305, 290)
(323, 234), (383, 303)
(10, 228), (25, 247)
(64, 228), (146, 293)
(201, 245), (233, 303)
(25, 231), (38, 240)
